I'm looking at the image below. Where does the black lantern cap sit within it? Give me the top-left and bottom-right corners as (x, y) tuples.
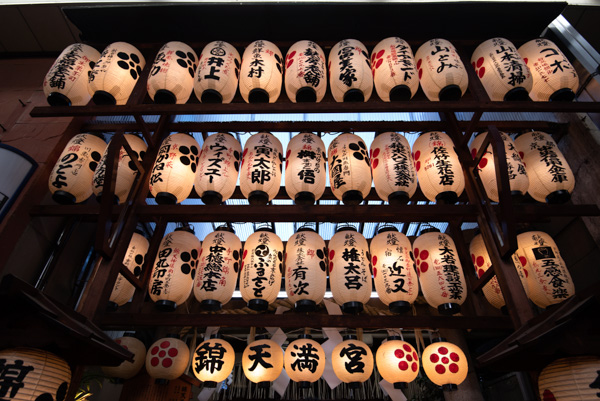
(155, 300), (177, 311)
(438, 302), (461, 315)
(154, 89), (177, 104)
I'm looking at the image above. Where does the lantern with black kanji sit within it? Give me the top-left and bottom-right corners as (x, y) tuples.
(149, 226), (200, 311)
(192, 336), (235, 387)
(415, 39), (468, 101)
(194, 41), (241, 103)
(147, 41), (197, 104)
(328, 133), (372, 205)
(239, 40), (283, 103)
(328, 39), (373, 102)
(422, 340), (468, 390)
(108, 231), (149, 309)
(48, 133), (106, 204)
(149, 133), (200, 204)
(538, 356), (600, 400)
(284, 335), (326, 387)
(88, 42), (146, 105)
(102, 334), (146, 380)
(43, 43), (101, 106)
(376, 336), (420, 388)
(285, 40), (327, 102)
(332, 335), (373, 388)
(285, 132), (327, 205)
(372, 37), (419, 101)
(371, 132), (417, 205)
(239, 132), (283, 205)
(146, 336), (190, 383)
(242, 335), (284, 386)
(412, 131), (464, 204)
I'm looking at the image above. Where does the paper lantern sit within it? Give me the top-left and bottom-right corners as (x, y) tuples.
(329, 227), (372, 314)
(239, 132), (283, 205)
(149, 133), (200, 204)
(0, 348), (71, 401)
(192, 337), (235, 386)
(284, 40), (327, 102)
(413, 131), (465, 204)
(422, 340), (468, 390)
(371, 132), (417, 205)
(538, 356), (600, 400)
(415, 38), (468, 101)
(328, 39), (373, 102)
(193, 226), (241, 311)
(88, 42), (146, 105)
(149, 227), (200, 310)
(147, 41), (197, 104)
(469, 131), (529, 202)
(102, 334), (146, 380)
(471, 37), (533, 101)
(332, 336), (374, 387)
(285, 227), (328, 312)
(92, 133), (147, 204)
(284, 335), (326, 386)
(146, 336), (190, 383)
(285, 132), (327, 205)
(370, 227), (419, 313)
(194, 41), (241, 103)
(43, 43), (101, 106)
(519, 38), (579, 102)
(48, 133), (106, 204)
(242, 336), (284, 385)
(240, 227), (283, 311)
(108, 231), (149, 309)
(239, 40), (283, 103)
(515, 231), (575, 308)
(514, 131), (575, 204)
(0, 145), (37, 222)
(328, 133), (372, 205)
(413, 228), (467, 315)
(194, 132), (242, 205)
(372, 37), (419, 101)
(376, 336), (420, 388)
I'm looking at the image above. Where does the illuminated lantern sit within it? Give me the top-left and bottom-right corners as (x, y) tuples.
(331, 335), (373, 387)
(328, 39), (373, 102)
(146, 336), (190, 383)
(43, 43), (100, 106)
(519, 38), (579, 102)
(471, 38), (533, 101)
(193, 226), (241, 311)
(372, 37), (419, 101)
(514, 131), (575, 204)
(328, 133), (372, 205)
(515, 231), (574, 308)
(194, 41), (241, 103)
(108, 231), (149, 309)
(240, 227), (283, 311)
(422, 340), (468, 390)
(284, 335), (326, 387)
(415, 39), (468, 101)
(147, 41), (197, 104)
(149, 133), (200, 204)
(149, 227), (200, 310)
(329, 226), (372, 314)
(376, 336), (420, 388)
(242, 335), (284, 386)
(239, 132), (283, 205)
(88, 42), (146, 105)
(48, 133), (106, 204)
(102, 334), (146, 380)
(92, 133), (147, 204)
(193, 336), (235, 387)
(0, 348), (70, 401)
(370, 227), (418, 313)
(413, 228), (466, 315)
(284, 40), (327, 102)
(371, 132), (417, 205)
(194, 132), (242, 205)
(285, 227), (328, 312)
(538, 356), (600, 400)
(285, 132), (327, 205)
(469, 131), (529, 202)
(239, 40), (283, 103)
(413, 131), (464, 204)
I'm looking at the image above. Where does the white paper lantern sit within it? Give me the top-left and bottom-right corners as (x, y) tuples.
(43, 43), (101, 106)
(194, 41), (241, 103)
(239, 132), (283, 205)
(284, 336), (326, 386)
(146, 336), (190, 382)
(471, 37), (533, 101)
(328, 133), (372, 205)
(88, 42), (146, 105)
(412, 131), (465, 204)
(149, 133), (200, 204)
(332, 336), (373, 386)
(372, 37), (419, 101)
(239, 40), (283, 103)
(108, 231), (149, 309)
(415, 38), (468, 101)
(422, 341), (468, 390)
(328, 39), (373, 102)
(376, 337), (420, 388)
(371, 132), (417, 205)
(242, 337), (284, 385)
(147, 41), (197, 104)
(102, 334), (146, 380)
(192, 337), (235, 386)
(48, 133), (106, 204)
(285, 132), (327, 205)
(284, 40), (327, 102)
(519, 38), (579, 102)
(538, 356), (600, 401)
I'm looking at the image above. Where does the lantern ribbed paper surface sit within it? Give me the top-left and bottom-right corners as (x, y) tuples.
(284, 337), (326, 383)
(239, 40), (283, 103)
(328, 39), (373, 102)
(102, 336), (147, 380)
(242, 338), (284, 384)
(147, 41), (197, 104)
(285, 132), (327, 205)
(109, 232), (149, 308)
(376, 338), (420, 386)
(193, 338), (235, 384)
(371, 132), (417, 205)
(422, 341), (468, 388)
(240, 132), (283, 205)
(328, 133), (372, 205)
(146, 337), (190, 381)
(332, 338), (373, 384)
(538, 356), (600, 401)
(88, 42), (146, 105)
(49, 133), (106, 204)
(43, 43), (101, 106)
(285, 40), (327, 102)
(415, 39), (468, 101)
(194, 41), (241, 104)
(372, 37), (419, 101)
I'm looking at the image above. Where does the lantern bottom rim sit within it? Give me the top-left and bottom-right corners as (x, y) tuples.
(153, 89), (177, 104)
(435, 191), (458, 205)
(510, 190), (525, 203)
(106, 301), (119, 312)
(249, 88), (270, 103)
(546, 190), (571, 204)
(295, 87), (317, 103)
(393, 382), (408, 389)
(549, 88), (576, 102)
(348, 381), (361, 389)
(92, 90), (117, 106)
(248, 298), (269, 312)
(112, 378), (125, 384)
(438, 302), (461, 315)
(155, 192), (178, 205)
(201, 89), (224, 104)
(52, 190), (76, 205)
(500, 305), (509, 315)
(439, 85), (462, 101)
(343, 89), (364, 102)
(442, 384), (458, 391)
(389, 84), (412, 102)
(258, 381), (271, 389)
(95, 192), (120, 205)
(47, 92), (72, 106)
(201, 299), (222, 311)
(342, 301), (364, 314)
(203, 381), (217, 388)
(248, 190), (269, 205)
(388, 191), (410, 205)
(295, 299), (317, 312)
(295, 191), (316, 206)
(155, 378), (169, 385)
(298, 381), (312, 389)
(504, 87), (531, 101)
(389, 301), (411, 314)
(155, 300), (177, 311)
(201, 191), (223, 205)
(342, 190), (364, 205)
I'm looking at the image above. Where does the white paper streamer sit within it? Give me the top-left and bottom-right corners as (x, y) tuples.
(204, 326), (219, 341)
(197, 384), (219, 401)
(379, 379), (408, 401)
(268, 305), (290, 396)
(321, 299), (344, 389)
(272, 368), (291, 397)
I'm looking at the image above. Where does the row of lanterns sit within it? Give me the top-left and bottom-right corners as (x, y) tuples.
(43, 37), (578, 107)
